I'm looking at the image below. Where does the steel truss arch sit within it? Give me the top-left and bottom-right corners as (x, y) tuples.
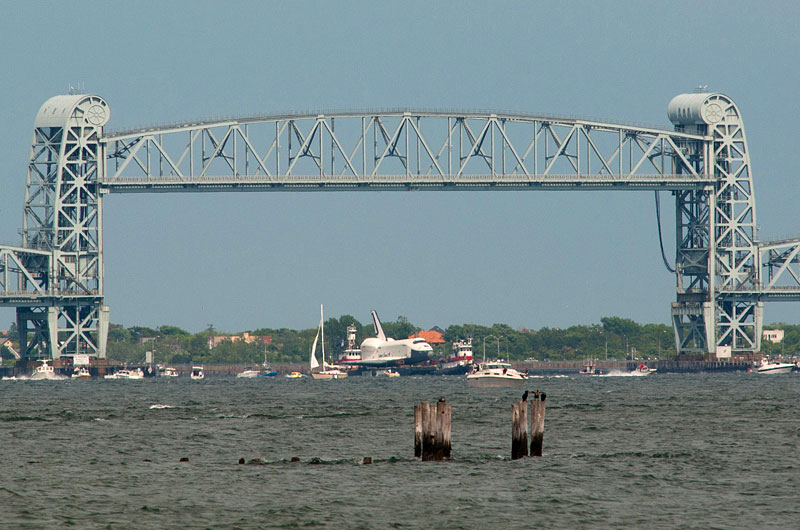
(101, 111), (710, 192)
(2, 92), (800, 361)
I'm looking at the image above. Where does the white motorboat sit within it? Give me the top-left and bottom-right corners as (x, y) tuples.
(190, 366), (205, 380)
(30, 360), (67, 380)
(104, 368), (144, 380)
(756, 358), (795, 374)
(236, 369), (260, 378)
(71, 366), (91, 379)
(632, 363), (657, 376)
(376, 368), (400, 378)
(159, 366), (179, 378)
(466, 360), (527, 387)
(310, 304), (348, 380)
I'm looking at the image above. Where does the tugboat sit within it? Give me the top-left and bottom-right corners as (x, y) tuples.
(338, 324), (362, 365)
(438, 338), (475, 375)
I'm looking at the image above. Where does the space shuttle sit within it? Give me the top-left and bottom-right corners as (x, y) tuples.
(350, 310), (433, 366)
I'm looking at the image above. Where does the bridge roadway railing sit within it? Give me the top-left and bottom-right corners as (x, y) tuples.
(99, 173), (713, 193)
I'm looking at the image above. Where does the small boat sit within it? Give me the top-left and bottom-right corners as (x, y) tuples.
(159, 366), (179, 378)
(377, 368), (400, 378)
(309, 304), (348, 380)
(190, 366), (205, 380)
(466, 360), (527, 387)
(285, 371), (304, 379)
(438, 338), (475, 375)
(579, 359), (602, 375)
(258, 347), (278, 376)
(104, 368), (144, 380)
(30, 360), (67, 380)
(633, 363), (657, 376)
(71, 366), (91, 379)
(756, 358), (795, 374)
(239, 349), (279, 378)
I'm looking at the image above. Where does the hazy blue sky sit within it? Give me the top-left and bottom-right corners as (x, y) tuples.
(1, 1), (799, 333)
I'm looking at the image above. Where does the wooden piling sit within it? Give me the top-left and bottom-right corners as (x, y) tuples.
(420, 401), (432, 459)
(530, 391), (547, 457)
(416, 399), (451, 461)
(511, 401), (529, 460)
(414, 403), (422, 458)
(436, 399), (452, 460)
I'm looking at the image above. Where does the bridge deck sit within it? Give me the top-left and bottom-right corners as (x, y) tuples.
(100, 173), (713, 193)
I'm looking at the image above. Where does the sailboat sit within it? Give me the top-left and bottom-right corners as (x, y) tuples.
(259, 344), (278, 377)
(310, 304), (348, 380)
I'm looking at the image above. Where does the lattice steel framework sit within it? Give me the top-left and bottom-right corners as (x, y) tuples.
(2, 91), (799, 360)
(101, 110), (711, 191)
(668, 92), (765, 356)
(1, 95), (110, 358)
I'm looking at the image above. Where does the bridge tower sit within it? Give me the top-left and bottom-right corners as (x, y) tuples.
(668, 91), (762, 356)
(16, 94), (110, 358)
(4, 89), (794, 362)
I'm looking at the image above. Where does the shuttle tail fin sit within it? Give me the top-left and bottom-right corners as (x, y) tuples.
(371, 310), (387, 341)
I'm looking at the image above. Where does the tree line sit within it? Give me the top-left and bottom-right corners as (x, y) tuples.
(3, 317), (799, 365)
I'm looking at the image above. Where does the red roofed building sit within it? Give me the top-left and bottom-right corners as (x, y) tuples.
(408, 329), (445, 344)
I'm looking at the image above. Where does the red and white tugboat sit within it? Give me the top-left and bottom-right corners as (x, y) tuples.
(438, 338), (475, 375)
(338, 325), (362, 365)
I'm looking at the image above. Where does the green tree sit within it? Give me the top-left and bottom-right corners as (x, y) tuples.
(381, 315), (416, 339)
(159, 325), (190, 336)
(600, 316), (640, 338)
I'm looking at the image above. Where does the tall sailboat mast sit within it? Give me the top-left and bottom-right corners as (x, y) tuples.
(320, 304), (326, 368)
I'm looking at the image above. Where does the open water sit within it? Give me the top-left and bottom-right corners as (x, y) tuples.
(0, 372), (797, 529)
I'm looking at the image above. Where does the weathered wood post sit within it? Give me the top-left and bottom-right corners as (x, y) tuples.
(436, 398), (452, 460)
(414, 403), (422, 458)
(416, 399), (451, 461)
(530, 391), (547, 457)
(420, 401), (432, 458)
(511, 400), (529, 459)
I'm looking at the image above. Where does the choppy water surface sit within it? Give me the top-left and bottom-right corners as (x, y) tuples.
(0, 372), (797, 529)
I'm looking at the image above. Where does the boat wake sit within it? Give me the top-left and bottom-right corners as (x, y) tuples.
(149, 404), (175, 409)
(596, 370), (650, 377)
